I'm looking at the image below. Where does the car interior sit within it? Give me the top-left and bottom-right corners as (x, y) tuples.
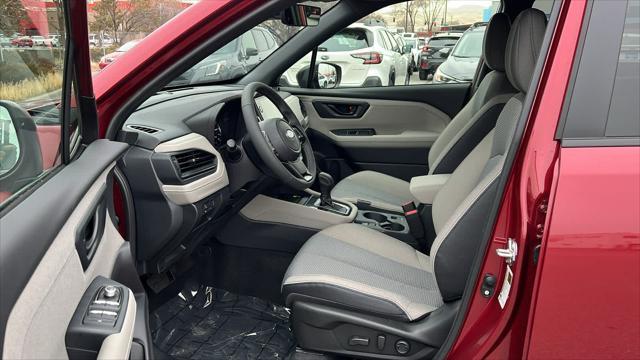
(0, 0), (556, 359)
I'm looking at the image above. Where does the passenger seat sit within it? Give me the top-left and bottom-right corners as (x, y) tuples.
(331, 13), (516, 212)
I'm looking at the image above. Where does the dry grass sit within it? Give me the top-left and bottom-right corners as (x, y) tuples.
(0, 72), (63, 102)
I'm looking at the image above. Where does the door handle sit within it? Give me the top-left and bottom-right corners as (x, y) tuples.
(312, 101), (370, 119)
(75, 187), (107, 270)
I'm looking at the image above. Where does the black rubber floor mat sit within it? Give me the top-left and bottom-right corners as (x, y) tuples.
(151, 286), (296, 359)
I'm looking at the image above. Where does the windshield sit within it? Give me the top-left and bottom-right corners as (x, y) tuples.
(167, 1), (338, 87)
(428, 37), (459, 47)
(452, 30), (485, 58)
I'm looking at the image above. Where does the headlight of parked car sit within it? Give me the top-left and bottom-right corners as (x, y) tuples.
(433, 67), (456, 83)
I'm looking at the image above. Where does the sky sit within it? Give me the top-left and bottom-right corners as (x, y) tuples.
(448, 0), (493, 9)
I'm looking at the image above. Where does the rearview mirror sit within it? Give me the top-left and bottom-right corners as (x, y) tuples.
(281, 5), (321, 27)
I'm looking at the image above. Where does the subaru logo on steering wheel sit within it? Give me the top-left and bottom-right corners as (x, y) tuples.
(285, 129), (295, 139)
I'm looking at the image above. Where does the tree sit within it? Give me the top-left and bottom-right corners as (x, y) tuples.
(92, 0), (183, 44)
(0, 0), (28, 35)
(419, 0), (446, 34)
(393, 2), (420, 33)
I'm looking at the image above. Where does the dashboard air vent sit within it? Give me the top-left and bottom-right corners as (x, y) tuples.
(128, 124), (161, 134)
(171, 149), (217, 180)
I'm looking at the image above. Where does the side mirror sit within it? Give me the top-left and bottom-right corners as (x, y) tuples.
(0, 101), (42, 194)
(403, 44), (413, 54)
(295, 62), (341, 89)
(0, 106), (20, 175)
(281, 5), (321, 26)
(245, 47), (259, 58)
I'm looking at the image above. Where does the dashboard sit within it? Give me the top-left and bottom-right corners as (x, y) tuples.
(120, 85), (307, 273)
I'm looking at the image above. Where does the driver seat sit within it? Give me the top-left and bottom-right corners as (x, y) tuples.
(330, 13), (515, 212)
(282, 9), (547, 358)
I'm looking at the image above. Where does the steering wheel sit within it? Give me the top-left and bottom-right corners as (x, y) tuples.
(241, 82), (316, 190)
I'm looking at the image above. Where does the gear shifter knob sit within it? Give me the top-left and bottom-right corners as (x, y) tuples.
(318, 172), (335, 207)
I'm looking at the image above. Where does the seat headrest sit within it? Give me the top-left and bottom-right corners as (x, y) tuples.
(505, 8), (548, 92)
(483, 13), (511, 72)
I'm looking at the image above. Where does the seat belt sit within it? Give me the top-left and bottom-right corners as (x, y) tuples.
(402, 202), (427, 251)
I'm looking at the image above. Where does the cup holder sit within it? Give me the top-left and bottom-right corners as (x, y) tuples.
(362, 212), (406, 232)
(363, 212), (387, 223)
(381, 222), (404, 231)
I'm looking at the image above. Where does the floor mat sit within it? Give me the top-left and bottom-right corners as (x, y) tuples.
(151, 286), (296, 359)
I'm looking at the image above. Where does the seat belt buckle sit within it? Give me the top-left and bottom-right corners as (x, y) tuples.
(402, 202), (425, 239)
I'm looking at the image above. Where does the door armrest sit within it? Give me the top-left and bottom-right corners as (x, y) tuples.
(409, 174), (450, 205)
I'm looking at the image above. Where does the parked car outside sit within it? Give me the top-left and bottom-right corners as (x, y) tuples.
(403, 37), (425, 71)
(281, 24), (410, 87)
(31, 36), (49, 47)
(89, 33), (114, 47)
(418, 32), (460, 80)
(433, 24), (486, 83)
(168, 26), (280, 86)
(98, 40), (141, 69)
(10, 36), (33, 47)
(393, 33), (413, 77)
(0, 36), (11, 47)
(47, 35), (60, 47)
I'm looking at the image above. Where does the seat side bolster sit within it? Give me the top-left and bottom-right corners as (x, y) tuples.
(283, 275), (437, 321)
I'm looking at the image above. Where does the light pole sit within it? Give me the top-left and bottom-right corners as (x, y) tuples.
(405, 1), (409, 32)
(443, 0), (448, 26)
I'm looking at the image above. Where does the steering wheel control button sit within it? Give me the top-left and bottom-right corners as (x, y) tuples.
(395, 340), (410, 355)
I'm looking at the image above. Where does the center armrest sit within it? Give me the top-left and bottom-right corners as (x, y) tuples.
(409, 174), (451, 205)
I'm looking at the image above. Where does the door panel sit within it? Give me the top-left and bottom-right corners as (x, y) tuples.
(287, 84), (469, 181)
(0, 140), (128, 358)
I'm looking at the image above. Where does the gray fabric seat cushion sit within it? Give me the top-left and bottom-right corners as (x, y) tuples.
(330, 170), (414, 212)
(282, 223), (442, 321)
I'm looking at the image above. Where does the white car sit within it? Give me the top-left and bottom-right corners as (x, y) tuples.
(393, 34), (413, 77)
(403, 37), (426, 71)
(282, 24), (410, 87)
(31, 36), (46, 46)
(89, 34), (113, 47)
(47, 35), (60, 47)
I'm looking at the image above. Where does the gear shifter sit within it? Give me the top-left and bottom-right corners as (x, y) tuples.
(318, 172), (335, 207)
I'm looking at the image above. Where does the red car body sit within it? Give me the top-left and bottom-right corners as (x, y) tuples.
(10, 36), (33, 47)
(98, 51), (124, 69)
(62, 0), (640, 358)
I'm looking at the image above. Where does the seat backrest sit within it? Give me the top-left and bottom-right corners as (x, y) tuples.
(429, 9), (548, 302)
(428, 13), (516, 175)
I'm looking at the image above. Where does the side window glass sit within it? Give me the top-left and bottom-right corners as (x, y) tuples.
(386, 32), (400, 52)
(378, 30), (390, 50)
(264, 30), (276, 49)
(606, 0), (640, 137)
(0, 1), (68, 207)
(241, 31), (257, 52)
(253, 29), (269, 52)
(280, 1), (489, 88)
